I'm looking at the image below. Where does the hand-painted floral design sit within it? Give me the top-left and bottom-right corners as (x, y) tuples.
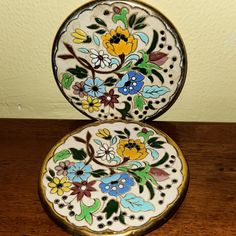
(55, 2), (185, 120)
(67, 162), (92, 182)
(99, 89), (119, 108)
(90, 49), (111, 68)
(102, 26), (138, 56)
(117, 139), (148, 160)
(84, 78), (105, 97)
(55, 161), (75, 176)
(116, 71), (144, 95)
(97, 144), (115, 161)
(71, 180), (96, 201)
(71, 28), (91, 44)
(72, 81), (87, 98)
(82, 96), (101, 113)
(96, 128), (111, 139)
(48, 177), (72, 196)
(43, 122), (185, 231)
(99, 173), (134, 197)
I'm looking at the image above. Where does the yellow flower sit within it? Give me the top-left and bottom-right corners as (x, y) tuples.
(48, 177), (72, 196)
(117, 139), (148, 160)
(71, 28), (90, 44)
(96, 128), (111, 139)
(102, 26), (138, 56)
(82, 96), (101, 113)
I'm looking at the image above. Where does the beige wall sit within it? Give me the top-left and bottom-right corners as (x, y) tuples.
(0, 0), (235, 122)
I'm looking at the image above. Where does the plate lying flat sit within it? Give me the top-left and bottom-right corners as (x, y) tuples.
(52, 0), (187, 121)
(39, 120), (189, 236)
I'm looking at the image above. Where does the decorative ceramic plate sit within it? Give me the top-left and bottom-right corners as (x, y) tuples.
(39, 120), (189, 236)
(52, 0), (187, 121)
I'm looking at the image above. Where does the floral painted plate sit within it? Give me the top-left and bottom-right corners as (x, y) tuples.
(52, 0), (187, 121)
(39, 120), (189, 235)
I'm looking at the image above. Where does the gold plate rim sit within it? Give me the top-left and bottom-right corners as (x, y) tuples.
(39, 119), (189, 236)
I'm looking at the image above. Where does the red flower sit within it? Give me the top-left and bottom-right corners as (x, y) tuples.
(71, 180), (96, 201)
(99, 89), (119, 108)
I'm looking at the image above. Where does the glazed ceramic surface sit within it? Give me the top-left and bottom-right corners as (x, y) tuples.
(52, 0), (187, 121)
(40, 121), (188, 235)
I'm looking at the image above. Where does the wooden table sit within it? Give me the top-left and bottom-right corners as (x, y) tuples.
(0, 119), (235, 236)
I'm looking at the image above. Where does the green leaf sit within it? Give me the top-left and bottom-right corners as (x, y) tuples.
(87, 24), (100, 29)
(53, 149), (71, 163)
(103, 199), (119, 219)
(118, 135), (127, 139)
(148, 75), (154, 83)
(49, 169), (55, 177)
(124, 128), (130, 137)
(104, 77), (117, 87)
(146, 181), (155, 200)
(115, 130), (124, 135)
(118, 61), (132, 72)
(147, 30), (159, 54)
(118, 212), (126, 224)
(96, 29), (106, 35)
(128, 14), (136, 28)
(69, 148), (87, 160)
(117, 166), (129, 172)
(46, 176), (53, 182)
(61, 73), (74, 89)
(67, 66), (88, 79)
(137, 130), (155, 143)
(112, 7), (129, 28)
(137, 50), (162, 76)
(151, 153), (169, 167)
(76, 199), (101, 225)
(95, 17), (107, 27)
(139, 185), (144, 194)
(134, 24), (147, 30)
(148, 137), (158, 144)
(134, 95), (145, 111)
(116, 102), (133, 119)
(152, 69), (164, 83)
(132, 162), (157, 186)
(83, 36), (92, 43)
(91, 169), (108, 178)
(136, 17), (146, 25)
(148, 137), (165, 149)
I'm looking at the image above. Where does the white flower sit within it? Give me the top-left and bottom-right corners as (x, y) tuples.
(97, 144), (115, 161)
(90, 49), (111, 68)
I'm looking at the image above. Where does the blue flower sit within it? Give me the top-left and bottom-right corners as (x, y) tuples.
(116, 71), (144, 95)
(99, 173), (134, 197)
(84, 78), (106, 97)
(67, 162), (92, 183)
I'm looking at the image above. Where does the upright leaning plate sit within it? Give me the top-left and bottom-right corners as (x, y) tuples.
(52, 0), (187, 121)
(39, 120), (189, 236)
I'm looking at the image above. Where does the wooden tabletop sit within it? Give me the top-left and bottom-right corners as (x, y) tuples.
(0, 119), (235, 236)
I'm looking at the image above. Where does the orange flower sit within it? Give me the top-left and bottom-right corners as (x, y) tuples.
(102, 26), (138, 56)
(117, 139), (148, 160)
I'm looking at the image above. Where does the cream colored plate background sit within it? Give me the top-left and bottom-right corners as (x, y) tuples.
(0, 0), (235, 122)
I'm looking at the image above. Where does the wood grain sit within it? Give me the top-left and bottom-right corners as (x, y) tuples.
(0, 119), (235, 236)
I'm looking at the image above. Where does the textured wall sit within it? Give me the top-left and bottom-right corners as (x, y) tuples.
(0, 0), (235, 122)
